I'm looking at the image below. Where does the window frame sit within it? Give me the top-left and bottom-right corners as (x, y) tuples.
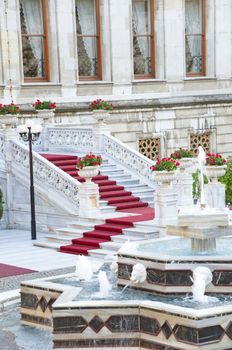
(132, 0), (155, 80)
(20, 0), (50, 82)
(185, 0), (206, 77)
(76, 0), (102, 81)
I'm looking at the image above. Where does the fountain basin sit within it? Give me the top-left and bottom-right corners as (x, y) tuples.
(20, 265), (232, 350)
(118, 237), (232, 294)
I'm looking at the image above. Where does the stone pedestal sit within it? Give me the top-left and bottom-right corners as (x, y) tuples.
(154, 187), (178, 226)
(92, 124), (110, 152)
(177, 172), (193, 207)
(78, 182), (100, 218)
(205, 183), (226, 209)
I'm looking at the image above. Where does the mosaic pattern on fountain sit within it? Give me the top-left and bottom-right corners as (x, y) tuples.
(118, 262), (232, 290)
(12, 141), (80, 206)
(53, 311), (229, 348)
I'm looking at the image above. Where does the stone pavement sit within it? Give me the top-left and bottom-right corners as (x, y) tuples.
(0, 229), (84, 300)
(0, 229), (98, 350)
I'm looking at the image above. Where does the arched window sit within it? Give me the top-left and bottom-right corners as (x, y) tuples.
(75, 0), (102, 80)
(132, 0), (155, 79)
(20, 0), (49, 81)
(185, 0), (206, 76)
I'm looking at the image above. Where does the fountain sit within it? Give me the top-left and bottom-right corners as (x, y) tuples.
(19, 147), (232, 349)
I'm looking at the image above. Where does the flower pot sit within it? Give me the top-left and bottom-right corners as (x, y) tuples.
(0, 115), (18, 129)
(179, 157), (193, 172)
(36, 109), (55, 119)
(78, 165), (100, 182)
(92, 109), (110, 124)
(153, 170), (178, 187)
(205, 165), (226, 182)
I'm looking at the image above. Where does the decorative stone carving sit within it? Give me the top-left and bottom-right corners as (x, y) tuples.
(205, 165), (226, 182)
(0, 116), (18, 129)
(11, 141), (80, 207)
(138, 137), (161, 160)
(103, 134), (154, 184)
(47, 128), (93, 152)
(92, 110), (110, 125)
(190, 132), (211, 156)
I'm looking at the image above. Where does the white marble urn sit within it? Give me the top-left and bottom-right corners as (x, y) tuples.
(153, 170), (178, 187)
(36, 109), (55, 119)
(78, 165), (100, 182)
(179, 157), (193, 172)
(0, 115), (18, 128)
(92, 109), (110, 124)
(205, 165), (227, 182)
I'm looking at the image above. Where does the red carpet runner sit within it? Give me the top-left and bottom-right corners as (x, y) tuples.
(42, 154), (154, 255)
(0, 263), (36, 278)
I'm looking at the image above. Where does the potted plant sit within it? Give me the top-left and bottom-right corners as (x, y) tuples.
(150, 158), (180, 187)
(90, 99), (113, 124)
(0, 103), (20, 128)
(32, 99), (56, 120)
(76, 153), (102, 182)
(205, 153), (227, 182)
(170, 148), (193, 171)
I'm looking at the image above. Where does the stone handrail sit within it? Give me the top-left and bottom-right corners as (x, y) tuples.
(11, 140), (80, 208)
(0, 133), (5, 159)
(46, 127), (93, 152)
(103, 133), (155, 184)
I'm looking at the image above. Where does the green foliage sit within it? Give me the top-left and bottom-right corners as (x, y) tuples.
(192, 170), (208, 200)
(90, 99), (113, 111)
(0, 103), (20, 115)
(150, 158), (180, 172)
(170, 148), (193, 159)
(219, 159), (232, 205)
(206, 152), (227, 166)
(76, 153), (102, 170)
(0, 189), (3, 220)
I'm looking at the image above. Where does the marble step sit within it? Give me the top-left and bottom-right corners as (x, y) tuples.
(133, 220), (157, 229)
(100, 205), (116, 213)
(116, 178), (140, 186)
(88, 248), (116, 259)
(131, 189), (154, 196)
(123, 226), (159, 236)
(123, 184), (152, 192)
(55, 227), (90, 236)
(46, 233), (82, 243)
(34, 240), (60, 250)
(111, 235), (146, 243)
(107, 173), (132, 180)
(100, 169), (125, 175)
(99, 241), (122, 251)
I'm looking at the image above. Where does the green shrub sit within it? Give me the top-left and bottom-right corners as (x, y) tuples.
(219, 159), (232, 205)
(192, 169), (208, 201)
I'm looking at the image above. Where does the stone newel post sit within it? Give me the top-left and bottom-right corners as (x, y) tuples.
(78, 166), (101, 218)
(153, 171), (178, 226)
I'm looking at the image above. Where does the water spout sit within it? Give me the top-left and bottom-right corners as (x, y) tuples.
(130, 263), (147, 284)
(76, 255), (93, 281)
(96, 271), (111, 298)
(191, 266), (212, 303)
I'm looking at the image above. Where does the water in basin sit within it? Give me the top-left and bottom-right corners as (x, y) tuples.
(52, 264), (232, 309)
(137, 237), (232, 257)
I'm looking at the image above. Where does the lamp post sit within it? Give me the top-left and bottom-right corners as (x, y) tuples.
(17, 121), (42, 240)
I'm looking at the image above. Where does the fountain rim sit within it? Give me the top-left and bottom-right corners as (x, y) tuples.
(19, 271), (232, 319)
(118, 236), (232, 262)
